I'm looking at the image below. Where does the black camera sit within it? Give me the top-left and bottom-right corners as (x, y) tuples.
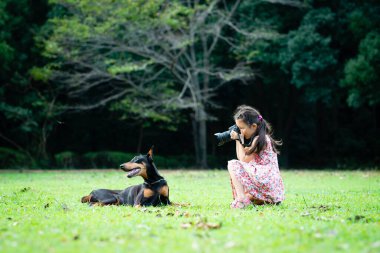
(214, 125), (253, 147)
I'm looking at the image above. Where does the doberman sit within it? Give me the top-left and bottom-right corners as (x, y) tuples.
(81, 146), (171, 207)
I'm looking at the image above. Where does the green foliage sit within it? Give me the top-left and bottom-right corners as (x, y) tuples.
(53, 151), (198, 169)
(39, 0), (193, 127)
(0, 1), (14, 74)
(0, 41), (14, 70)
(279, 8), (338, 102)
(82, 151), (135, 168)
(109, 75), (186, 131)
(107, 60), (154, 75)
(29, 66), (52, 82)
(0, 171), (379, 252)
(1, 0), (380, 169)
(0, 0), (56, 164)
(0, 147), (35, 169)
(54, 151), (78, 168)
(341, 31), (380, 107)
(153, 154), (196, 168)
(347, 3), (380, 41)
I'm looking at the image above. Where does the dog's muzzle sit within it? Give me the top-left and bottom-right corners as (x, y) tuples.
(120, 163), (141, 178)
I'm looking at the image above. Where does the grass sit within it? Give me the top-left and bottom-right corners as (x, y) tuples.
(0, 169), (379, 253)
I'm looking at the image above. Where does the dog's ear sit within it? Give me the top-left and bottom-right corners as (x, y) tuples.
(147, 145), (154, 161)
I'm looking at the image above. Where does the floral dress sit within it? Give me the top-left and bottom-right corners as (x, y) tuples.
(228, 135), (285, 203)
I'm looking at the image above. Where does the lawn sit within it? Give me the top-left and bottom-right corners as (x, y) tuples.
(0, 170), (379, 253)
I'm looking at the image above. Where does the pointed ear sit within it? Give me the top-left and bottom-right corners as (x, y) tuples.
(147, 145), (154, 160)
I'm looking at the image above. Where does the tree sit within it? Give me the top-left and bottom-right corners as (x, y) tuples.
(39, 0), (253, 167)
(0, 0), (54, 166)
(340, 1), (380, 108)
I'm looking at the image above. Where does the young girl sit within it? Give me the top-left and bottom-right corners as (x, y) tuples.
(227, 105), (285, 208)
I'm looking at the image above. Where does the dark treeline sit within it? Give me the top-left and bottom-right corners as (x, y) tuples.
(0, 0), (379, 169)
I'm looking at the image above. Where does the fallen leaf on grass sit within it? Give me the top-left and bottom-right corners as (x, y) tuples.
(311, 205), (340, 212)
(139, 208), (152, 213)
(196, 221), (221, 230)
(173, 210), (192, 217)
(314, 216), (331, 221)
(181, 221), (222, 230)
(317, 205), (330, 211)
(172, 202), (191, 207)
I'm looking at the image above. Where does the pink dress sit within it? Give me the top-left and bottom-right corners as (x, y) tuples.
(228, 135), (285, 203)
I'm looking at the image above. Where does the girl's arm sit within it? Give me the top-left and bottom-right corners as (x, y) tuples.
(231, 131), (246, 161)
(241, 136), (259, 162)
(236, 140), (256, 163)
(235, 140), (245, 161)
(231, 131), (256, 162)
(244, 136), (259, 155)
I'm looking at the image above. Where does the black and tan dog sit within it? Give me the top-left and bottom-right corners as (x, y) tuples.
(81, 147), (170, 207)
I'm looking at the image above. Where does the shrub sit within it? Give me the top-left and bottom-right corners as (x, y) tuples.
(0, 147), (35, 169)
(54, 151), (78, 169)
(51, 151), (226, 169)
(82, 151), (135, 168)
(153, 154), (196, 168)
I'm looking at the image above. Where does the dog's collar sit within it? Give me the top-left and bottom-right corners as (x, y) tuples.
(144, 178), (166, 187)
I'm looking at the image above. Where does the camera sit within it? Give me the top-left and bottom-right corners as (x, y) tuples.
(214, 125), (253, 147)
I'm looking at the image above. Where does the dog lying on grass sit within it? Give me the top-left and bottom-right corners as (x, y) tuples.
(81, 146), (170, 207)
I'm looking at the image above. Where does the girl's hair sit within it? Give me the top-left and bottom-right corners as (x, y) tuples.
(233, 105), (282, 155)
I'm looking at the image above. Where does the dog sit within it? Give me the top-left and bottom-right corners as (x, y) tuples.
(81, 146), (170, 207)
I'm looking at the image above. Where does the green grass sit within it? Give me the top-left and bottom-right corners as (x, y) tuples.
(0, 170), (379, 253)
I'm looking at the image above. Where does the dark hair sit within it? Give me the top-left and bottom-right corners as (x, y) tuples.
(233, 105), (282, 155)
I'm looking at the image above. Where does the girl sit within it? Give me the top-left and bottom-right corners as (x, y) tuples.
(228, 105), (285, 208)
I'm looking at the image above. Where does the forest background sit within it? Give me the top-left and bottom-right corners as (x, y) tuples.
(0, 0), (379, 169)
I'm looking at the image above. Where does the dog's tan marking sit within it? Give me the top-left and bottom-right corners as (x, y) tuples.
(143, 188), (155, 198)
(159, 185), (169, 197)
(140, 163), (148, 179)
(92, 202), (105, 207)
(81, 195), (92, 203)
(148, 147), (154, 157)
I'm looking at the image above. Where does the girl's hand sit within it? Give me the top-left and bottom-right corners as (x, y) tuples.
(230, 131), (239, 140)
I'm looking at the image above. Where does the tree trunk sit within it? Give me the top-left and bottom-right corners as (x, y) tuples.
(192, 117), (200, 166)
(39, 127), (49, 160)
(192, 107), (208, 168)
(199, 115), (208, 168)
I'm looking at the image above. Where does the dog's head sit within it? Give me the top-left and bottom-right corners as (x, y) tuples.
(119, 146), (162, 182)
